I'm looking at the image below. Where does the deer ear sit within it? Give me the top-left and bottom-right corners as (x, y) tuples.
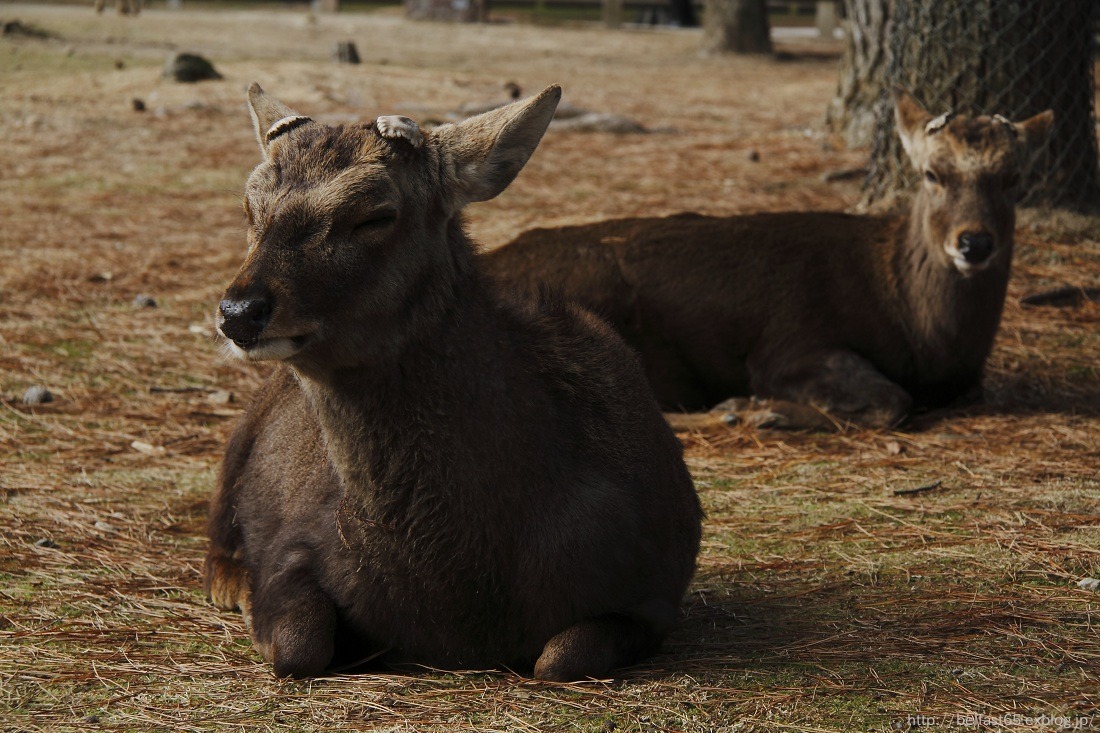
(1015, 109), (1054, 154)
(246, 82), (313, 159)
(894, 90), (933, 167)
(433, 84), (562, 209)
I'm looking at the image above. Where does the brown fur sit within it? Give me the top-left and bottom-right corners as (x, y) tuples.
(484, 94), (1054, 428)
(203, 84), (702, 680)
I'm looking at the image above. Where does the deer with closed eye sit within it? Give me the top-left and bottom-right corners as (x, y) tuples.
(202, 83), (703, 680)
(483, 93), (1054, 429)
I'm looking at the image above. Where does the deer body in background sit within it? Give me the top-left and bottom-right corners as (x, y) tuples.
(484, 94), (1054, 429)
(203, 84), (702, 680)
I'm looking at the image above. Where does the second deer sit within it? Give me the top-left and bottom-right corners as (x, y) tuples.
(484, 93), (1053, 429)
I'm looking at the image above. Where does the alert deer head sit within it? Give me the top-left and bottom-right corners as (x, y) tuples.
(894, 92), (1053, 277)
(217, 83), (562, 371)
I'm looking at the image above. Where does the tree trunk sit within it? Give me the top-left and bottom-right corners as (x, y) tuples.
(843, 0), (1099, 210)
(826, 0), (892, 148)
(669, 0), (699, 27)
(704, 0), (772, 55)
(404, 0), (486, 22)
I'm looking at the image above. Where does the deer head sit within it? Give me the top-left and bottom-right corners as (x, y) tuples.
(894, 92), (1053, 277)
(216, 83), (562, 370)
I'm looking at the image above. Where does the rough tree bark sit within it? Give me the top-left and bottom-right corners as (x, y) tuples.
(835, 0), (1098, 210)
(826, 0), (892, 148)
(704, 0), (772, 55)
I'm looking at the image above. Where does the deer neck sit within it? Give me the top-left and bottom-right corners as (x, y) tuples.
(293, 221), (493, 527)
(894, 195), (1012, 372)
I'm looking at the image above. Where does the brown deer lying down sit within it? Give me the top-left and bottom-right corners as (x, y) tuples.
(203, 84), (702, 680)
(483, 93), (1053, 429)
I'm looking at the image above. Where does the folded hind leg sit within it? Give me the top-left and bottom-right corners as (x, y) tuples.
(533, 614), (663, 681)
(755, 348), (913, 429)
(249, 561), (337, 679)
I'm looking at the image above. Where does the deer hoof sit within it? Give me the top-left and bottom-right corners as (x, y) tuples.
(203, 553), (250, 612)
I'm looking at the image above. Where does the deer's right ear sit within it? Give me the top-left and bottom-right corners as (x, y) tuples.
(247, 83), (313, 159)
(432, 84), (562, 210)
(894, 91), (933, 168)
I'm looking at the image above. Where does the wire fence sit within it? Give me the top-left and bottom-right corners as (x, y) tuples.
(862, 0), (1099, 210)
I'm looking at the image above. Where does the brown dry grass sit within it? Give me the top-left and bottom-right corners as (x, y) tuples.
(1, 4), (1099, 732)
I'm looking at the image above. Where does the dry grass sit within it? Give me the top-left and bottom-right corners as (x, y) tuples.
(2, 4), (1099, 731)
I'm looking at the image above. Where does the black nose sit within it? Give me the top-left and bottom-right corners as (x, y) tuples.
(957, 232), (994, 264)
(219, 297), (272, 346)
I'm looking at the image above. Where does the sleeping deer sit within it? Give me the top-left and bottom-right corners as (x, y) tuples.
(203, 84), (702, 680)
(484, 93), (1054, 429)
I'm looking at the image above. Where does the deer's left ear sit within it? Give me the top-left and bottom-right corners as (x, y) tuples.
(1014, 109), (1054, 154)
(432, 84), (562, 210)
(246, 82), (314, 159)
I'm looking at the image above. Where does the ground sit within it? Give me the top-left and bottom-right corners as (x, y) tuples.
(1, 4), (1099, 732)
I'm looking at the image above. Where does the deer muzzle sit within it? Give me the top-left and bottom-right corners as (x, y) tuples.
(218, 296), (272, 347)
(957, 231), (994, 264)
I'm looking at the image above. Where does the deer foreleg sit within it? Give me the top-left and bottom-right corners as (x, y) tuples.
(249, 560), (337, 678)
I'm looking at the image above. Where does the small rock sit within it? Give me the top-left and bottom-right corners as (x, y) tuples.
(550, 113), (647, 134)
(2, 20), (53, 39)
(131, 440), (166, 456)
(163, 52), (222, 83)
(746, 149), (760, 162)
(1078, 578), (1100, 592)
(132, 98), (146, 112)
(884, 440), (903, 455)
(333, 41), (361, 64)
(132, 293), (157, 309)
(33, 538), (58, 548)
(21, 386), (53, 405)
(207, 390), (234, 405)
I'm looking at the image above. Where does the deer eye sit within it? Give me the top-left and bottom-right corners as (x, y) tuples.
(924, 170), (941, 185)
(353, 211), (397, 232)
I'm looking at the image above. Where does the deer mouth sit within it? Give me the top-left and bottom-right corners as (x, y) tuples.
(226, 334), (312, 361)
(947, 250), (994, 277)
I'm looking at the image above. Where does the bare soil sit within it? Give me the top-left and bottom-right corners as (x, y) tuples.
(1, 5), (1098, 732)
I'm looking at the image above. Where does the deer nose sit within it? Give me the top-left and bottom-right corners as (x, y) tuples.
(218, 297), (272, 346)
(957, 232), (994, 264)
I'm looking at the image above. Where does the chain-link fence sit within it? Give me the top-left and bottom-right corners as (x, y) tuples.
(862, 0), (1099, 210)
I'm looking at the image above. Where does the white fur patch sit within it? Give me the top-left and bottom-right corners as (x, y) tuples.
(265, 115), (313, 143)
(376, 115), (424, 149)
(925, 113), (953, 135)
(223, 337), (302, 362)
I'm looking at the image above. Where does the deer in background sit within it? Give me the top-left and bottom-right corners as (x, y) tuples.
(203, 84), (702, 680)
(484, 93), (1054, 429)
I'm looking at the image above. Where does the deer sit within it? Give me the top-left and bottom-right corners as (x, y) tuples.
(202, 83), (703, 681)
(483, 93), (1054, 430)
